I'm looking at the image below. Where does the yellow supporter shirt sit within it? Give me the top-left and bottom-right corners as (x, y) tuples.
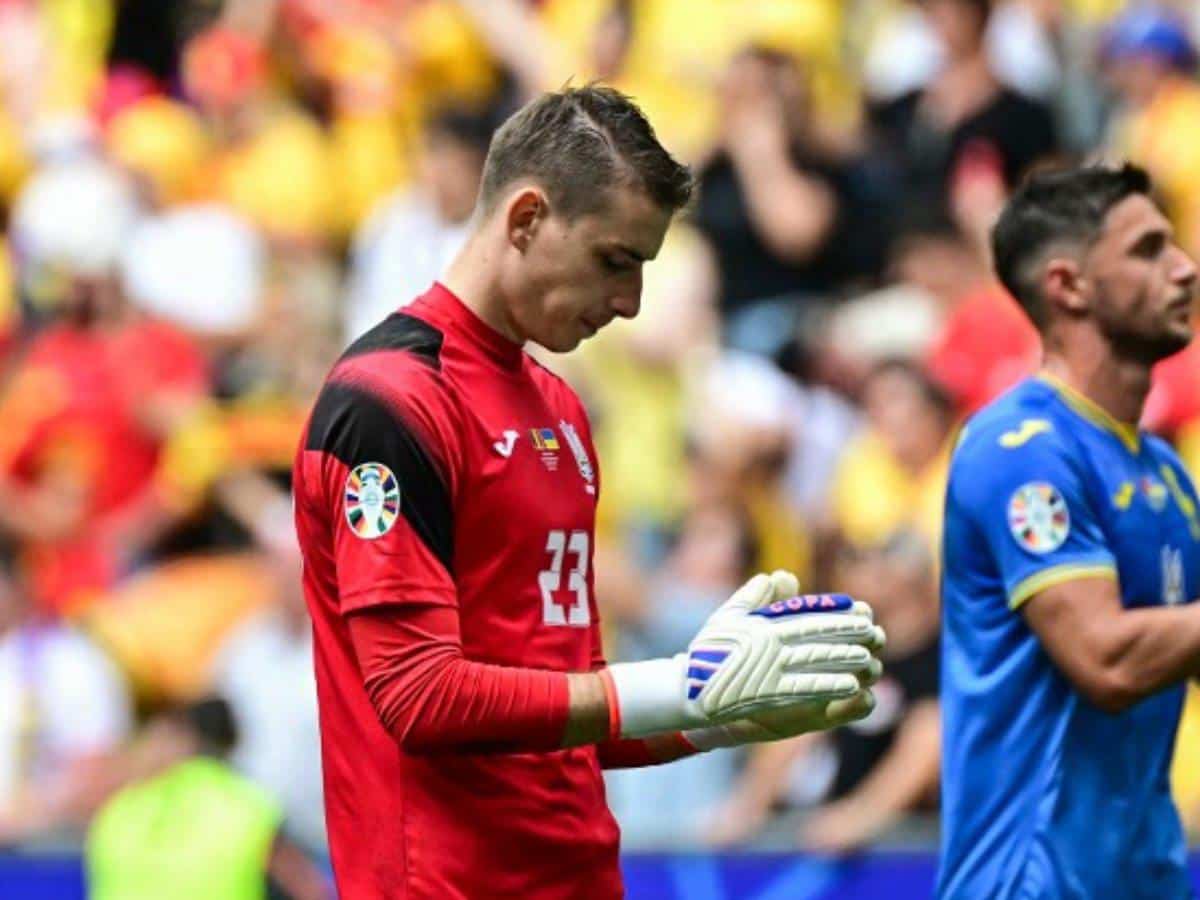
(539, 0), (845, 160)
(209, 111), (338, 241)
(831, 431), (950, 554)
(1110, 79), (1200, 258)
(1173, 683), (1200, 835)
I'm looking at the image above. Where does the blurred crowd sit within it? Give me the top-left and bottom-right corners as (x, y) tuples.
(3, 0), (1200, 890)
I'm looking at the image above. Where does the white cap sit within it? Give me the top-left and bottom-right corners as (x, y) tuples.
(120, 205), (265, 335)
(11, 157), (141, 277)
(696, 350), (800, 433)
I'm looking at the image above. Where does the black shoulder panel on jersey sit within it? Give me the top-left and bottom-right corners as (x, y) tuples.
(341, 313), (444, 368)
(306, 381), (454, 573)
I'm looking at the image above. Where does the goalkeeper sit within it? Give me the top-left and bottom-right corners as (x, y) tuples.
(294, 85), (884, 900)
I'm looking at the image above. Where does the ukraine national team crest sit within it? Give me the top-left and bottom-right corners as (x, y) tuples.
(531, 427), (560, 471)
(344, 462), (400, 539)
(1140, 476), (1169, 512)
(1008, 481), (1070, 554)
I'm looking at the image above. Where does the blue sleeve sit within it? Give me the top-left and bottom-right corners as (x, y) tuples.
(952, 427), (1117, 610)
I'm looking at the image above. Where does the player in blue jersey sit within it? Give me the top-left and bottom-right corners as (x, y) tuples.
(939, 163), (1200, 899)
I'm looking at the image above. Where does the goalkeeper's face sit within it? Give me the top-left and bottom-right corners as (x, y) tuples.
(506, 183), (672, 353)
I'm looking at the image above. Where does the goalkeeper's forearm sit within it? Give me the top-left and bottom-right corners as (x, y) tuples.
(348, 576), (880, 755)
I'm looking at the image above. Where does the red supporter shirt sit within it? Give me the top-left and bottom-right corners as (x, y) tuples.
(294, 284), (625, 899)
(0, 319), (208, 614)
(924, 284), (1040, 417)
(1144, 339), (1200, 436)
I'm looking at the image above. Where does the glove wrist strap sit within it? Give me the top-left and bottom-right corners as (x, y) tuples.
(603, 655), (693, 738)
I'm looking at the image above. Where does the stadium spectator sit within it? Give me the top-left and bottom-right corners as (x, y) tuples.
(0, 570), (132, 843)
(212, 489), (325, 853)
(605, 499), (759, 845)
(896, 216), (1040, 415)
(870, 0), (1058, 220)
(343, 104), (496, 343)
(1102, 4), (1200, 256)
(693, 45), (887, 356)
(830, 359), (955, 555)
(86, 696), (331, 900)
(687, 351), (814, 583)
(1, 159), (209, 616)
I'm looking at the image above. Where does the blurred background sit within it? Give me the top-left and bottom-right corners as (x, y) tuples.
(1, 0), (1200, 897)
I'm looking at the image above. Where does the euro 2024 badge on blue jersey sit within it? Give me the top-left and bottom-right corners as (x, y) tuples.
(345, 462), (400, 539)
(1008, 481), (1070, 554)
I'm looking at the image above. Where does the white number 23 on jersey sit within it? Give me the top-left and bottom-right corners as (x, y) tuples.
(539, 529), (590, 626)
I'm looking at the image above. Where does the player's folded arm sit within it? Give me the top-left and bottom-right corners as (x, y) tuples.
(955, 426), (1200, 713)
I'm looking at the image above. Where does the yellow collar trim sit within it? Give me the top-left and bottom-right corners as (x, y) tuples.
(1037, 372), (1141, 454)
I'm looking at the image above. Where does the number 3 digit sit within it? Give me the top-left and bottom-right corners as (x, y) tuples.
(540, 529), (590, 626)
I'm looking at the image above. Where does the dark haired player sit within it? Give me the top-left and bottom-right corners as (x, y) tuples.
(940, 164), (1200, 898)
(294, 86), (884, 899)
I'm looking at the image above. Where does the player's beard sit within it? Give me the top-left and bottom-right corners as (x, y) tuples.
(1104, 323), (1191, 367)
(1096, 289), (1193, 367)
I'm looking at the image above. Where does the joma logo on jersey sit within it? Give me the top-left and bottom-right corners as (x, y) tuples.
(999, 419), (1053, 449)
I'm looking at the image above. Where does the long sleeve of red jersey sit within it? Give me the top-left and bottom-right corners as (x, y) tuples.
(347, 602), (571, 754)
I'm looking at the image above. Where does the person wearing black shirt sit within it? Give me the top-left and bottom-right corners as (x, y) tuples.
(870, 0), (1058, 219)
(692, 47), (890, 355)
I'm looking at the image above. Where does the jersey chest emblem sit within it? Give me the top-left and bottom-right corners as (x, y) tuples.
(531, 427), (560, 470)
(1008, 482), (1069, 554)
(345, 462), (400, 539)
(559, 420), (595, 495)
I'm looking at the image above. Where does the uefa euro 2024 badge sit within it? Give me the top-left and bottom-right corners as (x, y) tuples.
(345, 462), (400, 539)
(1008, 481), (1070, 554)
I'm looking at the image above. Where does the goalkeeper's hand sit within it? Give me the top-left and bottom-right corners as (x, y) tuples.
(684, 681), (878, 750)
(685, 598), (883, 749)
(600, 570), (885, 739)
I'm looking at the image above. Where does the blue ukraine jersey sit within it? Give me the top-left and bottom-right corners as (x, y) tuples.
(939, 375), (1200, 900)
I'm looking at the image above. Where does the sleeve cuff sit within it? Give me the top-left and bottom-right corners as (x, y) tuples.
(1008, 562), (1118, 611)
(340, 582), (457, 614)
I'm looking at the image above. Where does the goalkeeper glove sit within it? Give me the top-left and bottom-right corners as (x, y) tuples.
(685, 599), (883, 749)
(684, 690), (877, 750)
(600, 570), (885, 739)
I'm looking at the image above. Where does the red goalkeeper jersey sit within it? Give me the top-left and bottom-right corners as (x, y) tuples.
(293, 284), (622, 899)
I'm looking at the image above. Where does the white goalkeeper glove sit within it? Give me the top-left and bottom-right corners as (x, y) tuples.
(685, 599), (884, 749)
(683, 691), (877, 750)
(599, 570), (885, 739)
